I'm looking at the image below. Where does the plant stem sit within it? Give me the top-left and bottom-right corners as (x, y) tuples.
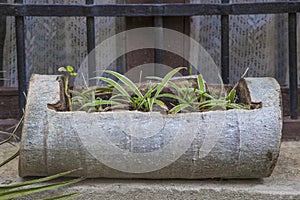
(65, 75), (72, 111)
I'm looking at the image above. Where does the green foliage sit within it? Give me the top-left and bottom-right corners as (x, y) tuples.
(149, 71), (250, 113)
(91, 67), (185, 112)
(68, 66), (250, 114)
(71, 86), (120, 112)
(0, 169), (82, 200)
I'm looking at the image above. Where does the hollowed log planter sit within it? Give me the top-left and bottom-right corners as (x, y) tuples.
(19, 74), (282, 179)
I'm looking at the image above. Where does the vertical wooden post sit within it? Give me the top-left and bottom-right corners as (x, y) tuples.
(86, 0), (96, 84)
(221, 0), (230, 84)
(15, 0), (26, 116)
(288, 13), (298, 119)
(0, 13), (6, 86)
(154, 0), (164, 76)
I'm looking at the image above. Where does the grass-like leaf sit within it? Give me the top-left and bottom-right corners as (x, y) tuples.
(43, 192), (79, 200)
(169, 104), (192, 114)
(94, 77), (130, 99)
(102, 70), (143, 98)
(0, 169), (81, 191)
(147, 98), (155, 111)
(196, 74), (207, 102)
(197, 74), (205, 92)
(0, 178), (82, 200)
(80, 100), (119, 108)
(225, 103), (250, 110)
(154, 67), (185, 98)
(80, 99), (120, 112)
(154, 99), (169, 111)
(0, 115), (23, 145)
(0, 150), (19, 168)
(226, 88), (236, 102)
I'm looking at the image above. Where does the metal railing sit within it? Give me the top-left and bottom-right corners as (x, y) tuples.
(0, 1), (299, 119)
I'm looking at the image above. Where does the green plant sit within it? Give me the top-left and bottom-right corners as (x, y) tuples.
(71, 86), (120, 112)
(58, 65), (77, 111)
(66, 66), (250, 114)
(154, 74), (208, 113)
(148, 69), (250, 114)
(0, 169), (82, 200)
(91, 67), (185, 112)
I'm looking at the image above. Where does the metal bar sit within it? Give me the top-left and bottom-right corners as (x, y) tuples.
(154, 0), (164, 76)
(0, 0), (7, 86)
(288, 13), (298, 119)
(86, 0), (96, 84)
(221, 0), (229, 84)
(0, 2), (300, 17)
(0, 14), (6, 86)
(15, 0), (26, 116)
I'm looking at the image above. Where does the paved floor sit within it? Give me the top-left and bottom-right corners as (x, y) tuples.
(0, 141), (300, 199)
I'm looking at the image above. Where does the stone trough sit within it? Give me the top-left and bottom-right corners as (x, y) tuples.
(19, 74), (282, 179)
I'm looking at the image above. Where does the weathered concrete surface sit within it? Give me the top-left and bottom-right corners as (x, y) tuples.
(1, 141), (300, 199)
(19, 75), (282, 179)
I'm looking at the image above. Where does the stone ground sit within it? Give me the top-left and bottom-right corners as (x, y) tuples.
(0, 141), (300, 199)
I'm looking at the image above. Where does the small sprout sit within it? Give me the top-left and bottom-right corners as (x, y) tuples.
(58, 67), (67, 72)
(189, 65), (193, 75)
(70, 72), (78, 76)
(66, 65), (74, 73)
(227, 89), (236, 102)
(59, 66), (77, 76)
(58, 65), (77, 111)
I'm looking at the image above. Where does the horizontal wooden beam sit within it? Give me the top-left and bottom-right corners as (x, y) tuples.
(0, 2), (299, 17)
(0, 87), (18, 96)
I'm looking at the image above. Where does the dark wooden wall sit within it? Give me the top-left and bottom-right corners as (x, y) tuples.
(125, 0), (190, 75)
(0, 88), (19, 139)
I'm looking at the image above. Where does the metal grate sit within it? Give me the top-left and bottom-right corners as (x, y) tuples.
(0, 1), (299, 118)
